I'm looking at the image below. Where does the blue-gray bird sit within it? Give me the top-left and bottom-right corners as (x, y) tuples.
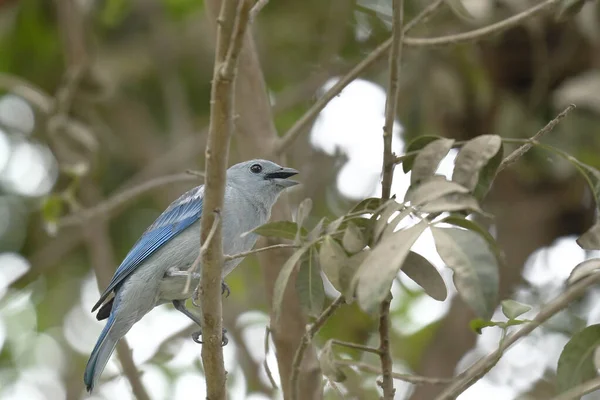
(84, 159), (299, 392)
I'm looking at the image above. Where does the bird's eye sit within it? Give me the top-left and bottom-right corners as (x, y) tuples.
(250, 164), (262, 174)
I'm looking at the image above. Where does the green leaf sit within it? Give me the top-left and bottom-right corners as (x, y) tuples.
(350, 197), (384, 214)
(354, 221), (429, 313)
(295, 198), (313, 243)
(470, 318), (498, 334)
(251, 221), (307, 241)
(440, 216), (498, 254)
(406, 176), (469, 206)
(373, 200), (404, 243)
(420, 193), (484, 215)
(556, 324), (600, 395)
(432, 227), (499, 319)
(555, 0), (589, 21)
(326, 216), (345, 235)
(272, 245), (311, 323)
(42, 194), (63, 223)
(452, 135), (502, 191)
(501, 300), (531, 320)
(307, 217), (326, 242)
(296, 248), (325, 317)
(342, 250), (368, 302)
(320, 340), (346, 382)
(567, 258), (600, 286)
(41, 194), (63, 236)
(473, 142), (503, 200)
(295, 198), (313, 229)
(402, 135), (445, 174)
(319, 236), (349, 293)
(411, 138), (455, 184)
(342, 222), (366, 254)
(401, 251), (447, 301)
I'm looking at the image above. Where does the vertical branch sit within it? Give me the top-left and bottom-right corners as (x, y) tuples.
(199, 0), (254, 398)
(379, 0), (405, 398)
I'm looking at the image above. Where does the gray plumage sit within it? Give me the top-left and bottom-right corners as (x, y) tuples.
(84, 159), (298, 392)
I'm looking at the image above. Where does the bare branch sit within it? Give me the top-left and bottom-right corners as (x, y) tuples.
(404, 0), (560, 47)
(498, 104), (576, 173)
(249, 0), (269, 23)
(291, 296), (345, 400)
(199, 0), (255, 397)
(378, 0), (405, 397)
(331, 340), (381, 355)
(548, 376), (600, 400)
(58, 173), (199, 227)
(185, 211), (220, 295)
(435, 271), (600, 400)
(274, 0), (445, 154)
(334, 359), (452, 385)
(223, 243), (299, 261)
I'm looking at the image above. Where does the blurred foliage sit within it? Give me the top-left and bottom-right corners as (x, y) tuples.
(1, 0), (600, 399)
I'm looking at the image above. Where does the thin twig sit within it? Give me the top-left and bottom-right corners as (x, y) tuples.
(263, 326), (279, 389)
(185, 211), (220, 296)
(291, 295), (345, 400)
(58, 173), (199, 227)
(498, 104), (576, 173)
(274, 0), (445, 154)
(335, 359), (453, 385)
(223, 243), (299, 261)
(403, 0), (560, 47)
(435, 271), (600, 400)
(220, 0), (254, 80)
(331, 340), (381, 355)
(378, 0), (405, 398)
(548, 376), (600, 400)
(249, 0), (269, 23)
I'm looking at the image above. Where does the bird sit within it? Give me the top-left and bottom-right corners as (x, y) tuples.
(83, 159), (299, 393)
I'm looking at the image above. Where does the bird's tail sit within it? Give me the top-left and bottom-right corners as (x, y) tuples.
(84, 313), (119, 393)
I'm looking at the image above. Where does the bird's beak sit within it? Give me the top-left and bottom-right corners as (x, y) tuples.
(265, 167), (299, 187)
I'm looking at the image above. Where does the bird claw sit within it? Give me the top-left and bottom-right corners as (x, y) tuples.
(221, 281), (230, 298)
(191, 328), (228, 346)
(191, 281), (230, 308)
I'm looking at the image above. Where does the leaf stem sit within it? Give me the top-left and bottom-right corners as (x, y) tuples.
(291, 295), (345, 400)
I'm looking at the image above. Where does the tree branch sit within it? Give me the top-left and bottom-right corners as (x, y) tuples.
(334, 359), (453, 385)
(331, 340), (381, 355)
(403, 0), (560, 48)
(378, 0), (405, 398)
(498, 104), (576, 173)
(548, 376), (600, 400)
(58, 173), (199, 228)
(291, 295), (345, 400)
(223, 243), (299, 261)
(274, 0), (445, 154)
(199, 0), (254, 398)
(435, 271), (600, 400)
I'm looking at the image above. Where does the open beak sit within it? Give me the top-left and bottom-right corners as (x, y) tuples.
(265, 167), (299, 187)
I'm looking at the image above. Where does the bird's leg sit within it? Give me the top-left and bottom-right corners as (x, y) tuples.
(172, 299), (228, 346)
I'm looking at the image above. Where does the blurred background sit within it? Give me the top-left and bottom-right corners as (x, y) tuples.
(1, 0), (600, 399)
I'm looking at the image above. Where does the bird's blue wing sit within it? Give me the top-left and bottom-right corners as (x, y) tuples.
(92, 186), (204, 312)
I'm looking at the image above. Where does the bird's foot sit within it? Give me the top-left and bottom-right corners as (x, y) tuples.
(221, 280), (230, 298)
(191, 328), (228, 346)
(191, 281), (230, 307)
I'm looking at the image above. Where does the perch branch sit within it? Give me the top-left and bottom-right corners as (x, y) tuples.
(335, 359), (453, 385)
(274, 0), (445, 154)
(291, 295), (345, 400)
(435, 271), (600, 400)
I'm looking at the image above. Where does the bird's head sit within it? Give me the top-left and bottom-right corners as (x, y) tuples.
(227, 159), (299, 203)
